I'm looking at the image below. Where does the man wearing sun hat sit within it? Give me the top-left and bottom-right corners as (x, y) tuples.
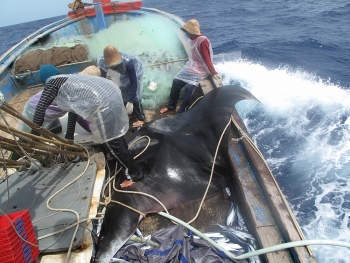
(98, 45), (145, 128)
(160, 19), (222, 114)
(32, 64), (144, 187)
(68, 0), (93, 10)
(19, 65), (100, 135)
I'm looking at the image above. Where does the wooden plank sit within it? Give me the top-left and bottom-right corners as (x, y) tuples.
(228, 135), (293, 263)
(231, 109), (317, 263)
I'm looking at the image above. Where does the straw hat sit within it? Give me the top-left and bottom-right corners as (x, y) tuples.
(79, 65), (101, 76)
(181, 19), (201, 35)
(103, 45), (122, 67)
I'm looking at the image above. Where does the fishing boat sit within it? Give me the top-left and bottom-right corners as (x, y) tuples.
(0, 1), (317, 262)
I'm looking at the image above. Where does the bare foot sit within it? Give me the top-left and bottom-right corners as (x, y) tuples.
(133, 120), (144, 128)
(120, 180), (135, 188)
(160, 107), (169, 114)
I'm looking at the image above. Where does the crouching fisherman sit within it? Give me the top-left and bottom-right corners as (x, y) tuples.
(32, 64), (144, 187)
(98, 45), (146, 128)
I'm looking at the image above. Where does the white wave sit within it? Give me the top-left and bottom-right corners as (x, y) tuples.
(215, 59), (350, 262)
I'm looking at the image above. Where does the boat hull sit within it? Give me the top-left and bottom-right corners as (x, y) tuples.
(0, 4), (317, 262)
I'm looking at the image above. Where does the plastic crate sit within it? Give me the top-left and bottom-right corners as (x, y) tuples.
(0, 210), (39, 263)
(1, 232), (38, 254)
(0, 210), (32, 238)
(0, 245), (40, 263)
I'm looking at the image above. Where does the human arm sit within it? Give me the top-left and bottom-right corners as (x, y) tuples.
(126, 59), (138, 103)
(65, 112), (78, 140)
(32, 81), (60, 127)
(97, 56), (108, 78)
(199, 38), (218, 76)
(100, 68), (107, 78)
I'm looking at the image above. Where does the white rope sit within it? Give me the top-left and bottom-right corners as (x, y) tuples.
(187, 118), (232, 224)
(44, 143), (90, 263)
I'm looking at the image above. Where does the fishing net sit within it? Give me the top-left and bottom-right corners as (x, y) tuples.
(14, 44), (88, 74)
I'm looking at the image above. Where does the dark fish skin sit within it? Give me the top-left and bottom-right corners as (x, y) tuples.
(92, 85), (259, 262)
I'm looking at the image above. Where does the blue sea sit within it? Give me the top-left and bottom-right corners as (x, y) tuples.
(1, 0), (350, 262)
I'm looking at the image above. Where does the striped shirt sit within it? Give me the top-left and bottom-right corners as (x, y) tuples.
(33, 76), (77, 139)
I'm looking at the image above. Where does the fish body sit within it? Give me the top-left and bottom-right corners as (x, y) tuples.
(92, 85), (259, 262)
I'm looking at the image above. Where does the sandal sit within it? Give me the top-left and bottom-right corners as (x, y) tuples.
(133, 120), (144, 128)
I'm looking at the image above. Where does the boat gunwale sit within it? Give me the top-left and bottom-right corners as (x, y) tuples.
(229, 109), (316, 263)
(0, 7), (189, 102)
(0, 17), (85, 75)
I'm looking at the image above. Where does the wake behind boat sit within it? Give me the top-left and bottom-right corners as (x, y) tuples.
(0, 1), (321, 262)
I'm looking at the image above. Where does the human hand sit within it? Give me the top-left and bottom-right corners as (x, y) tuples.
(213, 74), (222, 80)
(66, 139), (74, 144)
(64, 133), (74, 143)
(31, 128), (40, 136)
(125, 102), (134, 115)
(213, 74), (223, 87)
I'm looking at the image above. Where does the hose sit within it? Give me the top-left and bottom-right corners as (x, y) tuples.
(129, 235), (159, 247)
(158, 211), (350, 261)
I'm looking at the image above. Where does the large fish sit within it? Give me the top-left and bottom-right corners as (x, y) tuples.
(92, 85), (259, 262)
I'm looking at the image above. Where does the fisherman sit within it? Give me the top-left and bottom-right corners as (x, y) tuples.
(32, 64), (144, 187)
(19, 66), (99, 135)
(160, 19), (223, 114)
(98, 45), (146, 128)
(68, 0), (93, 11)
(19, 90), (91, 134)
(8, 66), (98, 161)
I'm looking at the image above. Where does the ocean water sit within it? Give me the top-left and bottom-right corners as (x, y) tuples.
(1, 0), (350, 262)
